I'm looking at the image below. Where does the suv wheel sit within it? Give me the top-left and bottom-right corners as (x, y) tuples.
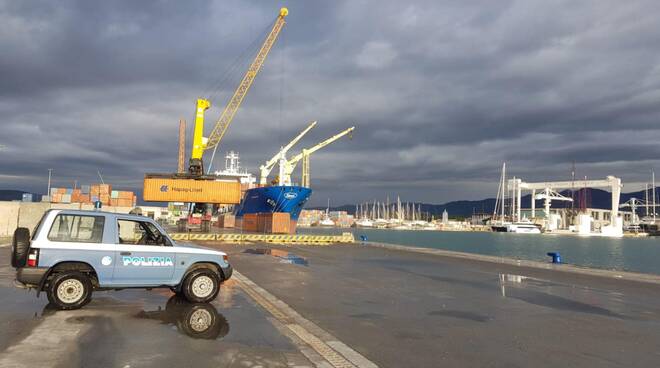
(11, 227), (30, 268)
(47, 271), (93, 310)
(182, 269), (220, 303)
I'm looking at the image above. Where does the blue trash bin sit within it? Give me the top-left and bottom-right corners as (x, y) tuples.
(547, 252), (561, 264)
(360, 235), (368, 242)
(94, 201), (102, 209)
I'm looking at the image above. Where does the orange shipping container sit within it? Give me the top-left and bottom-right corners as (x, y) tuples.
(118, 199), (133, 207)
(143, 177), (241, 204)
(259, 212), (291, 234)
(241, 214), (259, 232)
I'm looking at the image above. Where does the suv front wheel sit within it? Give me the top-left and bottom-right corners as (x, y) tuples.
(182, 268), (220, 303)
(47, 271), (93, 310)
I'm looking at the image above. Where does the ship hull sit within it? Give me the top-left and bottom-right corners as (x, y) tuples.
(233, 186), (312, 221)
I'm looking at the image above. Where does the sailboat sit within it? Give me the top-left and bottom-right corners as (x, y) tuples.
(490, 163), (541, 234)
(355, 202), (374, 228)
(319, 198), (335, 227)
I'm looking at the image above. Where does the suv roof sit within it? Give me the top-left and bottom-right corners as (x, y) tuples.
(50, 209), (151, 222)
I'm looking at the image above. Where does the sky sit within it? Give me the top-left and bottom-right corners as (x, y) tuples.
(2, 0), (660, 207)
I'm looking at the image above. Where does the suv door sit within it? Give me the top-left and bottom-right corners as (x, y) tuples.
(113, 218), (176, 285)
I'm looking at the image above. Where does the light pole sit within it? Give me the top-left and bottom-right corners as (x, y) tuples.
(47, 169), (52, 199)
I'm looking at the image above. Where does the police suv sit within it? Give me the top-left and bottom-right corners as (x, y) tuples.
(11, 209), (232, 310)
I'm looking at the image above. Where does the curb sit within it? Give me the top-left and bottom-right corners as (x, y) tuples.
(362, 241), (660, 285)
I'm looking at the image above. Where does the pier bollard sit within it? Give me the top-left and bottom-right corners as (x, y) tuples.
(547, 252), (561, 264)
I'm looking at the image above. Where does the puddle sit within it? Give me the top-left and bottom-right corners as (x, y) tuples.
(135, 295), (230, 339)
(498, 273), (627, 319)
(244, 248), (309, 266)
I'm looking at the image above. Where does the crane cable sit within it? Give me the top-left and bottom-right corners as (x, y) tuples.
(204, 16), (280, 173)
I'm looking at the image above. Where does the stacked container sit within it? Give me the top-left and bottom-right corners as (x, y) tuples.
(46, 183), (135, 207)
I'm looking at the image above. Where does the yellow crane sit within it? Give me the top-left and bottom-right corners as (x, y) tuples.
(144, 8), (288, 207)
(189, 7), (288, 176)
(277, 126), (355, 187)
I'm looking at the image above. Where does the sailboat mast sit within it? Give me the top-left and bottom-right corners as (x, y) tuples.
(653, 170), (657, 222)
(501, 163), (506, 221)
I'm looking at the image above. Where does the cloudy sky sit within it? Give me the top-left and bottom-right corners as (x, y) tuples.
(2, 0), (660, 206)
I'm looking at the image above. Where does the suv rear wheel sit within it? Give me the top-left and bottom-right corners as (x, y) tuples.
(47, 271), (93, 310)
(182, 268), (220, 303)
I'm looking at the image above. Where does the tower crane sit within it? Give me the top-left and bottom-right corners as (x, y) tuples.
(259, 121), (317, 185)
(188, 7), (288, 176)
(277, 126), (355, 187)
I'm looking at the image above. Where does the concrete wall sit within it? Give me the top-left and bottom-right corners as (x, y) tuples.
(0, 202), (20, 238)
(0, 201), (134, 237)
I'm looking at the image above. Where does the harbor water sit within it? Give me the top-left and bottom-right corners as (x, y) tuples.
(299, 228), (660, 275)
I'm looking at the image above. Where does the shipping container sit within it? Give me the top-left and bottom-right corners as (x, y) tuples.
(143, 177), (241, 204)
(241, 213), (259, 232)
(61, 194), (71, 203)
(259, 212), (291, 234)
(216, 214), (236, 228)
(111, 190), (119, 199)
(22, 193), (33, 202)
(81, 185), (90, 194)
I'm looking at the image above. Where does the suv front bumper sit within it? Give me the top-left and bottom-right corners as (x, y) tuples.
(221, 264), (233, 281)
(16, 267), (48, 286)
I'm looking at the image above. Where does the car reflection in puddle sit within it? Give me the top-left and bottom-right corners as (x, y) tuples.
(244, 248), (309, 266)
(136, 295), (230, 339)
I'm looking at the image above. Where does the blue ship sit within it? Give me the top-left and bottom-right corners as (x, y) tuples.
(233, 186), (312, 221)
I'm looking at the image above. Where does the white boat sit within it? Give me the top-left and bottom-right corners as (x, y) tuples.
(319, 198), (335, 227)
(373, 218), (388, 228)
(506, 220), (542, 234)
(355, 218), (374, 228)
(319, 217), (335, 227)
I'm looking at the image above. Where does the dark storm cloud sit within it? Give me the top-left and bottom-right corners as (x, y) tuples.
(2, 0), (660, 206)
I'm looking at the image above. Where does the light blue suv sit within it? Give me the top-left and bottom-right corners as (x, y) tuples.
(12, 209), (232, 310)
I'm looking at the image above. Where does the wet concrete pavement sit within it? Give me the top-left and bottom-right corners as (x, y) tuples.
(208, 242), (660, 368)
(3, 239), (660, 367)
(0, 246), (314, 368)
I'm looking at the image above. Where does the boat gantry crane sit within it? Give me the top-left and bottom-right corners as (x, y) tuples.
(188, 7), (289, 176)
(259, 121), (317, 185)
(276, 125), (355, 187)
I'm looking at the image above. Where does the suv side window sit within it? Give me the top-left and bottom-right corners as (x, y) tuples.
(48, 215), (105, 243)
(117, 219), (167, 246)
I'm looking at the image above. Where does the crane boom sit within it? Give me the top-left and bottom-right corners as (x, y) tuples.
(288, 126), (355, 164)
(278, 126), (355, 186)
(188, 7), (288, 176)
(206, 8), (288, 150)
(259, 121), (317, 184)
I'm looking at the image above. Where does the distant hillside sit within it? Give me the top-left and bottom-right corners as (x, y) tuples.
(312, 187), (658, 219)
(0, 190), (42, 202)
